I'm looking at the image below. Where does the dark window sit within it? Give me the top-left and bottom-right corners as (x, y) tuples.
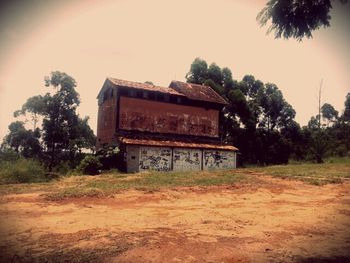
(129, 90), (136, 97)
(131, 156), (136, 160)
(142, 91), (149, 99)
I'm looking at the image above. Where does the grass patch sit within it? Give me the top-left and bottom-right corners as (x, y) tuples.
(0, 158), (48, 184)
(243, 159), (350, 185)
(44, 170), (247, 200)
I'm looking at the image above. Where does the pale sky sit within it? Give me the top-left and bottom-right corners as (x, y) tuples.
(0, 0), (349, 141)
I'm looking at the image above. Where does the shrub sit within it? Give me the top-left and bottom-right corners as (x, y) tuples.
(77, 155), (102, 175)
(97, 145), (124, 171)
(0, 158), (47, 184)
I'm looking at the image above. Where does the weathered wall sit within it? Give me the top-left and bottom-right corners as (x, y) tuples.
(126, 145), (140, 173)
(203, 150), (236, 170)
(125, 146), (236, 172)
(119, 96), (219, 137)
(139, 146), (172, 171)
(96, 90), (117, 148)
(173, 148), (202, 171)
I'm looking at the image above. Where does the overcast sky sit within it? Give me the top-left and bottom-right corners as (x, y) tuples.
(0, 0), (349, 141)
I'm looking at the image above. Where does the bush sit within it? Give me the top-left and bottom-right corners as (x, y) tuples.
(77, 155), (102, 175)
(97, 145), (124, 171)
(0, 158), (47, 184)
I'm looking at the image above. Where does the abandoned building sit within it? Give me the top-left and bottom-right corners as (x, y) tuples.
(96, 77), (238, 172)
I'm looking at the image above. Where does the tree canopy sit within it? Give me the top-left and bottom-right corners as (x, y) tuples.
(2, 71), (96, 171)
(186, 57), (349, 164)
(257, 0), (348, 40)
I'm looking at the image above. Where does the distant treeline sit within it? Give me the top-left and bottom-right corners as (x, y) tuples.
(186, 58), (350, 165)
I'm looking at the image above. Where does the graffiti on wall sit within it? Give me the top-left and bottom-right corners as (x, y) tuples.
(119, 97), (219, 137)
(139, 147), (172, 171)
(203, 150), (235, 169)
(173, 149), (201, 171)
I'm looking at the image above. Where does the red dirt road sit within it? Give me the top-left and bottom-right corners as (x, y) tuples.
(0, 176), (350, 262)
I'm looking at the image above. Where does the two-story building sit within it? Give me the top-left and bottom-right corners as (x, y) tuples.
(96, 78), (238, 172)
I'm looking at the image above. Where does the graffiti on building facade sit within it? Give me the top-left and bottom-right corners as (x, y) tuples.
(139, 147), (172, 171)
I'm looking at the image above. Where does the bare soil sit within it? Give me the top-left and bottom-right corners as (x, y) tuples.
(1, 175), (350, 263)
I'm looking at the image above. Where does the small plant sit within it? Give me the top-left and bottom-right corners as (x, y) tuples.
(77, 155), (102, 175)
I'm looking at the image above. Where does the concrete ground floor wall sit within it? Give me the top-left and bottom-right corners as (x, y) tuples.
(126, 145), (237, 173)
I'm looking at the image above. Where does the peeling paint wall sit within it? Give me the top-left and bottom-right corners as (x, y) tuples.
(139, 146), (172, 171)
(119, 96), (219, 137)
(173, 148), (202, 171)
(96, 88), (118, 148)
(203, 150), (236, 170)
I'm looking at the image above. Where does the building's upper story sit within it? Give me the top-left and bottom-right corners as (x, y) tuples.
(96, 77), (228, 148)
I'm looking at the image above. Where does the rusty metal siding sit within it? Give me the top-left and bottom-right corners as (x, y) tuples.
(203, 150), (236, 170)
(126, 145), (140, 173)
(173, 148), (202, 171)
(119, 96), (219, 137)
(139, 146), (172, 171)
(96, 91), (118, 147)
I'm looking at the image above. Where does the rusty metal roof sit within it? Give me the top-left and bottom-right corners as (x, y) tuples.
(107, 77), (184, 96)
(121, 138), (238, 151)
(169, 81), (228, 105)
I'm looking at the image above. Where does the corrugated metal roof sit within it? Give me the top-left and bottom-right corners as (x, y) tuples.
(121, 138), (238, 151)
(169, 81), (228, 105)
(108, 77), (184, 96)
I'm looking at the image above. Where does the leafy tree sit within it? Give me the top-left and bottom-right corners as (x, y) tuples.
(258, 83), (296, 131)
(7, 71), (96, 171)
(2, 121), (41, 158)
(207, 63), (223, 85)
(257, 0), (348, 40)
(321, 103), (338, 125)
(14, 95), (45, 130)
(186, 58), (297, 165)
(310, 130), (329, 163)
(185, 58), (208, 84)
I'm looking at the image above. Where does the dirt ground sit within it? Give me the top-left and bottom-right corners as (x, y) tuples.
(0, 175), (350, 263)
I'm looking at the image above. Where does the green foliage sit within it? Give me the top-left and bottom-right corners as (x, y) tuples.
(321, 103), (338, 125)
(185, 57), (208, 84)
(2, 121), (42, 158)
(6, 71), (96, 172)
(343, 92), (350, 122)
(96, 145), (123, 170)
(257, 0), (348, 40)
(0, 158), (47, 184)
(186, 58), (297, 165)
(77, 155), (102, 175)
